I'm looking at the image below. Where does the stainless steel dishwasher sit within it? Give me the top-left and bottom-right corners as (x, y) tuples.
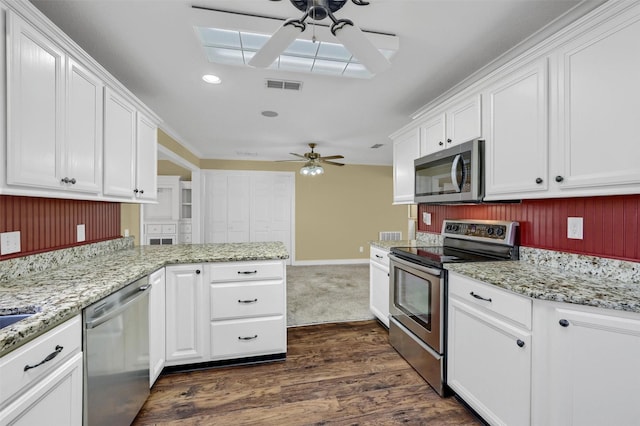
(83, 276), (151, 426)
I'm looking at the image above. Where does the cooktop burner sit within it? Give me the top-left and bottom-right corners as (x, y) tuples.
(391, 246), (503, 268)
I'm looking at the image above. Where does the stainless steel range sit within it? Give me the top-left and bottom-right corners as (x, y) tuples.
(388, 219), (519, 396)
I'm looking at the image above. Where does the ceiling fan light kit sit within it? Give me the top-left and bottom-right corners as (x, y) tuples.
(249, 0), (391, 74)
(278, 143), (345, 176)
(300, 162), (325, 176)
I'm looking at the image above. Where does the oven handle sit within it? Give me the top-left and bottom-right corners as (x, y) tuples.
(389, 254), (442, 277)
(450, 154), (464, 193)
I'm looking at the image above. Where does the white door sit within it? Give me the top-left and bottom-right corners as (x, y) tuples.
(554, 5), (640, 191)
(136, 113), (158, 200)
(446, 94), (482, 145)
(206, 173), (228, 243)
(250, 174), (293, 255)
(6, 12), (64, 190)
(103, 88), (136, 198)
(65, 58), (103, 193)
(392, 129), (420, 204)
(419, 114), (446, 155)
(484, 58), (548, 198)
(148, 268), (165, 386)
(165, 265), (206, 364)
(226, 175), (250, 243)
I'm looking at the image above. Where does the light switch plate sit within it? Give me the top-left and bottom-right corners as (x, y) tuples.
(77, 224), (86, 242)
(0, 231), (21, 255)
(422, 212), (432, 226)
(567, 217), (583, 240)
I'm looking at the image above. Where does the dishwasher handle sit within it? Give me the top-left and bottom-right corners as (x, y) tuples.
(86, 285), (150, 329)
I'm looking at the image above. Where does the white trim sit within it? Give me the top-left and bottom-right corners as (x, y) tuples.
(292, 259), (369, 266)
(158, 123), (204, 159)
(158, 144), (200, 171)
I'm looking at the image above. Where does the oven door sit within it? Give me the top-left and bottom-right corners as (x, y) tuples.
(388, 254), (443, 353)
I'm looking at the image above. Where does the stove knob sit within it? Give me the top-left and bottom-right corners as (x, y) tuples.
(445, 224), (452, 231)
(452, 225), (459, 232)
(496, 228), (505, 237)
(487, 227), (494, 235)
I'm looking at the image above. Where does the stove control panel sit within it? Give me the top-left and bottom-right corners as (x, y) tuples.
(442, 220), (519, 245)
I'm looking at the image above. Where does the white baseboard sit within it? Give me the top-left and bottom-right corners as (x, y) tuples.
(292, 259), (369, 266)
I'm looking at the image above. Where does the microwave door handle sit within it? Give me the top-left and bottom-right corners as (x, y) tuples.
(450, 154), (463, 192)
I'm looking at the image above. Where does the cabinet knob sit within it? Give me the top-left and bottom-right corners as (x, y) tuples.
(438, 141), (444, 146)
(139, 189), (144, 194)
(555, 175), (564, 183)
(535, 177), (543, 184)
(69, 178), (76, 184)
(61, 177), (69, 184)
(559, 319), (570, 327)
(516, 339), (525, 348)
(447, 138), (452, 144)
(133, 189), (139, 194)
(195, 269), (201, 275)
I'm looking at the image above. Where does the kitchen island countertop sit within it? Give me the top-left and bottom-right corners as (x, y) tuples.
(446, 260), (640, 314)
(0, 242), (289, 357)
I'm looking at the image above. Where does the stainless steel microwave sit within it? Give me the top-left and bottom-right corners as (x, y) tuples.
(414, 139), (484, 204)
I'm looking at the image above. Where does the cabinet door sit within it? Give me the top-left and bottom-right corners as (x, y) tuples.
(103, 88), (136, 198)
(484, 58), (548, 198)
(6, 12), (64, 190)
(165, 265), (206, 364)
(149, 268), (165, 386)
(448, 297), (531, 426)
(555, 5), (640, 192)
(543, 306), (640, 426)
(250, 174), (293, 257)
(136, 113), (158, 200)
(419, 114), (446, 155)
(446, 94), (482, 145)
(0, 353), (83, 426)
(392, 129), (420, 204)
(369, 260), (389, 327)
(65, 58), (103, 193)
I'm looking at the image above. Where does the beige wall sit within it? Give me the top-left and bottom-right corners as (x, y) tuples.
(200, 159), (408, 261)
(158, 160), (191, 179)
(120, 203), (140, 246)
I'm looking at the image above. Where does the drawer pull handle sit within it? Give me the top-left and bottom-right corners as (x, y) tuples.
(375, 254), (383, 259)
(559, 319), (570, 327)
(238, 335), (258, 341)
(470, 292), (492, 302)
(238, 298), (258, 304)
(516, 339), (525, 348)
(238, 270), (258, 275)
(24, 345), (64, 372)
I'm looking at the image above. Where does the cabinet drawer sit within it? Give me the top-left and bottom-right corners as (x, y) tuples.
(449, 273), (531, 329)
(210, 282), (284, 320)
(161, 224), (176, 234)
(179, 223), (192, 233)
(208, 261), (284, 282)
(370, 246), (390, 267)
(0, 315), (81, 407)
(210, 316), (286, 359)
(146, 224), (162, 234)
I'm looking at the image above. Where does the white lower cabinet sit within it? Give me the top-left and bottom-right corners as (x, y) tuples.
(164, 264), (206, 365)
(447, 273), (532, 426)
(0, 315), (82, 425)
(532, 301), (640, 426)
(208, 260), (287, 361)
(149, 268), (166, 386)
(369, 246), (390, 327)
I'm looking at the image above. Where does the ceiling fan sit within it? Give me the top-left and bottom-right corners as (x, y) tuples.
(249, 0), (391, 74)
(279, 143), (345, 175)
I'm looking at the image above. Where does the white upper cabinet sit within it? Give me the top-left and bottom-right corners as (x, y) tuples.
(6, 12), (65, 190)
(445, 94), (482, 147)
(419, 114), (446, 155)
(484, 58), (549, 199)
(552, 3), (640, 195)
(103, 88), (137, 198)
(392, 128), (420, 204)
(1, 1), (159, 202)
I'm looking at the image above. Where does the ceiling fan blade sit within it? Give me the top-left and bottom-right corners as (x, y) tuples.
(321, 159), (345, 166)
(319, 155), (344, 160)
(276, 159), (306, 162)
(333, 21), (391, 74)
(289, 153), (307, 159)
(248, 20), (303, 68)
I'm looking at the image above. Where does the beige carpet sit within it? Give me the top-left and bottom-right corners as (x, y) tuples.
(286, 264), (375, 326)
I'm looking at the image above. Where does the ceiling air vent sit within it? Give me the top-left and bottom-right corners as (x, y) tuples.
(370, 144), (384, 149)
(265, 79), (303, 91)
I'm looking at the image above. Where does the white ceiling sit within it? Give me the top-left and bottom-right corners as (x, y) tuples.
(30, 0), (592, 166)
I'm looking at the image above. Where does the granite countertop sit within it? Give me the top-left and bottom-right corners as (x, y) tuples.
(446, 261), (640, 314)
(0, 242), (289, 356)
(369, 240), (419, 251)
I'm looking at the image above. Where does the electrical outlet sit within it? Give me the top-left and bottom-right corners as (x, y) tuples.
(77, 224), (86, 242)
(422, 212), (432, 226)
(359, 246), (364, 253)
(567, 217), (584, 240)
(0, 231), (21, 255)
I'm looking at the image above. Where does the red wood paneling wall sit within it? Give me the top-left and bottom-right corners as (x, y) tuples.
(418, 195), (640, 262)
(0, 195), (121, 260)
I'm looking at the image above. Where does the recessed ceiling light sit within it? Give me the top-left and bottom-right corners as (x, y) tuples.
(202, 74), (221, 84)
(261, 110), (279, 118)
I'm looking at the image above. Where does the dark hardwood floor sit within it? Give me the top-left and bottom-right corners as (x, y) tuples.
(133, 321), (481, 425)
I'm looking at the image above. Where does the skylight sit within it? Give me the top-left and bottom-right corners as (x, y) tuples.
(195, 26), (396, 79)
